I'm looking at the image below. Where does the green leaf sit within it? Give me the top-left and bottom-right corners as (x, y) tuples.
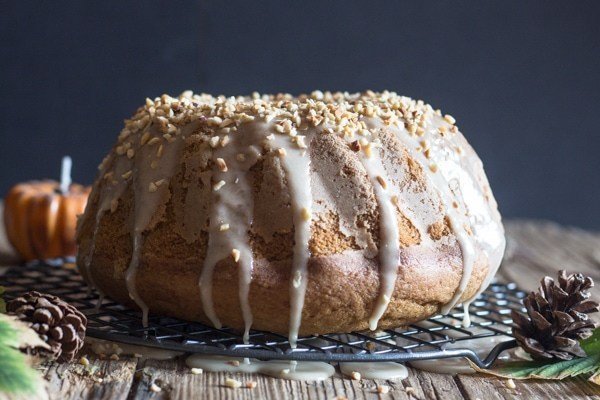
(473, 353), (600, 379)
(0, 345), (40, 394)
(470, 334), (600, 386)
(0, 313), (48, 397)
(581, 328), (600, 355)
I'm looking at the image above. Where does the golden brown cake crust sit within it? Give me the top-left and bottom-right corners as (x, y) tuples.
(76, 90), (504, 336)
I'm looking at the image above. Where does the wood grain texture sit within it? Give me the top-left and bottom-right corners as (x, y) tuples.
(2, 215), (600, 399)
(39, 357), (137, 400)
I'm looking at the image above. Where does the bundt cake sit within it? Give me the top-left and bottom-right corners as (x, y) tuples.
(76, 90), (505, 346)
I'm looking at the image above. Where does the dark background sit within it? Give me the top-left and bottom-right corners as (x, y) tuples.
(1, 1), (599, 229)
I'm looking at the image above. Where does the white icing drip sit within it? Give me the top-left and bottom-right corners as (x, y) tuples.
(339, 362), (408, 380)
(126, 127), (185, 327)
(368, 115), (505, 323)
(185, 355), (334, 380)
(81, 154), (132, 294)
(94, 293), (105, 311)
(353, 144), (400, 331)
(126, 233), (148, 325)
(199, 124), (266, 341)
(272, 135), (313, 348)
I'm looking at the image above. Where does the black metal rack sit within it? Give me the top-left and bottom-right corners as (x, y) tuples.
(1, 261), (524, 368)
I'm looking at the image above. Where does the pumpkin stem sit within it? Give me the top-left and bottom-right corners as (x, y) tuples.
(60, 156), (72, 194)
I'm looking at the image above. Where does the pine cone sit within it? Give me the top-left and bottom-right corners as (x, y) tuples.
(7, 291), (87, 363)
(511, 270), (599, 360)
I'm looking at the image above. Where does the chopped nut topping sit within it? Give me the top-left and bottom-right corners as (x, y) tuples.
(219, 224), (230, 231)
(216, 158), (228, 172)
(301, 207), (311, 221)
(444, 114), (456, 125)
(121, 170), (133, 179)
(140, 131), (151, 146)
(213, 180), (226, 191)
(429, 163), (438, 173)
(209, 136), (220, 148)
(376, 176), (387, 189)
(236, 153), (246, 162)
(79, 356), (90, 366)
(147, 137), (160, 146)
(148, 182), (158, 192)
(295, 135), (307, 149)
(109, 90), (461, 190)
(231, 249), (241, 262)
(363, 143), (373, 158)
(292, 270), (302, 288)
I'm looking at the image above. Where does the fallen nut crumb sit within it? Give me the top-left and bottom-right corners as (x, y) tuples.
(377, 385), (389, 394)
(350, 371), (361, 380)
(405, 386), (415, 395)
(506, 378), (516, 389)
(228, 360), (240, 367)
(79, 356), (90, 367)
(225, 377), (242, 389)
(190, 368), (203, 375)
(245, 380), (257, 389)
(109, 354), (119, 361)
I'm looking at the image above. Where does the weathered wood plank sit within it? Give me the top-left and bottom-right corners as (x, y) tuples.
(125, 358), (468, 400)
(455, 373), (600, 400)
(40, 356), (137, 400)
(502, 220), (600, 302)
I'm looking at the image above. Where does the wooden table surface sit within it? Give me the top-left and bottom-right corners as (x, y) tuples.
(1, 206), (599, 399)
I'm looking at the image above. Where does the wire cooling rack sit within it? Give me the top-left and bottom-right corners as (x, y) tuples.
(1, 260), (524, 368)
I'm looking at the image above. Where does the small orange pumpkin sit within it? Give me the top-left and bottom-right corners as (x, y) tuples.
(4, 180), (90, 261)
